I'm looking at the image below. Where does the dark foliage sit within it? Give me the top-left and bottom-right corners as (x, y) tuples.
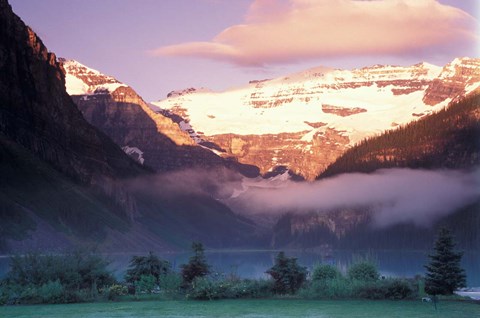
(347, 261), (380, 282)
(1, 250), (115, 304)
(125, 252), (171, 286)
(187, 277), (273, 300)
(181, 242), (210, 287)
(425, 228), (466, 295)
(353, 279), (417, 300)
(312, 264), (341, 282)
(266, 251), (307, 294)
(320, 93), (480, 178)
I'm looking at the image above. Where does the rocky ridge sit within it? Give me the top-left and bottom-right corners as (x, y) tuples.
(153, 59), (480, 180)
(62, 60), (259, 176)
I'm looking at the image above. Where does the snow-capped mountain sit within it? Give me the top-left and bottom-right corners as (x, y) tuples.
(152, 58), (480, 180)
(61, 58), (129, 95)
(61, 59), (260, 176)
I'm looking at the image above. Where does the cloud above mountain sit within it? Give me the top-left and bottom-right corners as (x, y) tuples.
(151, 0), (478, 66)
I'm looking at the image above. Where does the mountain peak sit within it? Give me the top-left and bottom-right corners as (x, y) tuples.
(60, 58), (127, 95)
(154, 57), (479, 180)
(166, 87), (212, 98)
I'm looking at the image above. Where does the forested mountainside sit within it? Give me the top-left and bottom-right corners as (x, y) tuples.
(319, 93), (480, 178)
(271, 93), (480, 250)
(272, 200), (480, 251)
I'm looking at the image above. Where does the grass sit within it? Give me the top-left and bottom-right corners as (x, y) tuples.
(0, 299), (479, 318)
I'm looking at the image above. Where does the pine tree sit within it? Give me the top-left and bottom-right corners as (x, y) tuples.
(181, 242), (210, 286)
(125, 251), (171, 285)
(424, 228), (466, 295)
(266, 251), (307, 294)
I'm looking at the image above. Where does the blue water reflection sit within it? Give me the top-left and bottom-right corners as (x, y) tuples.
(1, 250), (478, 286)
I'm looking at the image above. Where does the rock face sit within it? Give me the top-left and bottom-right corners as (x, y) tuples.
(62, 60), (259, 176)
(423, 58), (480, 106)
(0, 1), (144, 185)
(153, 59), (480, 180)
(0, 0), (259, 252)
(0, 0), (148, 250)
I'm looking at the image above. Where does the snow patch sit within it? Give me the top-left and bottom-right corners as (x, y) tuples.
(62, 59), (128, 95)
(122, 146), (145, 164)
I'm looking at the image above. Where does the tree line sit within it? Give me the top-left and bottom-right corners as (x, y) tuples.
(0, 229), (466, 304)
(319, 93), (480, 179)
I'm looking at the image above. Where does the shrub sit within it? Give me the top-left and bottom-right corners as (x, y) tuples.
(347, 261), (379, 282)
(106, 284), (128, 301)
(385, 279), (417, 300)
(187, 277), (274, 300)
(233, 279), (273, 299)
(125, 252), (171, 286)
(353, 279), (417, 300)
(266, 251), (307, 294)
(2, 250), (115, 304)
(300, 277), (354, 299)
(159, 273), (183, 298)
(312, 264), (341, 282)
(188, 277), (222, 300)
(38, 280), (64, 303)
(135, 275), (156, 294)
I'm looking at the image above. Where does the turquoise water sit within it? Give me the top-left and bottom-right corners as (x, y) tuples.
(1, 250), (479, 286)
(106, 249), (480, 286)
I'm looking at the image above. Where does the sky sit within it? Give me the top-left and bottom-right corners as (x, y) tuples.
(9, 0), (480, 102)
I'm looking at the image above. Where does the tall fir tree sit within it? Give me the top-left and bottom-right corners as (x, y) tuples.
(266, 251), (307, 294)
(181, 242), (210, 286)
(125, 251), (171, 285)
(424, 228), (466, 295)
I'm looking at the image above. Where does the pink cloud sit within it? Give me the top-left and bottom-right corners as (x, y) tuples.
(151, 0), (478, 66)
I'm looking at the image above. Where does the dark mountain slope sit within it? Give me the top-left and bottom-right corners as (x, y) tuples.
(319, 93), (480, 179)
(270, 94), (480, 251)
(0, 1), (147, 185)
(0, 0), (259, 252)
(68, 85), (259, 177)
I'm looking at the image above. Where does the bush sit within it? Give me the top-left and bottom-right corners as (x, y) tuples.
(38, 280), (64, 303)
(385, 279), (417, 300)
(187, 277), (274, 300)
(1, 250), (116, 304)
(106, 284), (128, 301)
(300, 277), (354, 299)
(312, 264), (341, 282)
(353, 279), (417, 300)
(159, 273), (183, 298)
(347, 261), (379, 282)
(266, 251), (307, 294)
(125, 252), (171, 286)
(135, 275), (156, 294)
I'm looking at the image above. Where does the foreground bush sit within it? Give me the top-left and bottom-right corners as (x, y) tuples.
(312, 264), (341, 282)
(353, 278), (417, 300)
(125, 252), (171, 290)
(300, 277), (355, 299)
(347, 261), (379, 282)
(266, 252), (307, 294)
(301, 277), (417, 300)
(1, 251), (115, 304)
(187, 277), (273, 300)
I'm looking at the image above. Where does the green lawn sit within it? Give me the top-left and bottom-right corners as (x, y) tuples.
(1, 299), (479, 318)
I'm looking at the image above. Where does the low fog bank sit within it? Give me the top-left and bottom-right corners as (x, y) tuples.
(126, 167), (480, 228)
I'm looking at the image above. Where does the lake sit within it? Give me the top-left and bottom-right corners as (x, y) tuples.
(1, 249), (479, 286)
(107, 249), (480, 286)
